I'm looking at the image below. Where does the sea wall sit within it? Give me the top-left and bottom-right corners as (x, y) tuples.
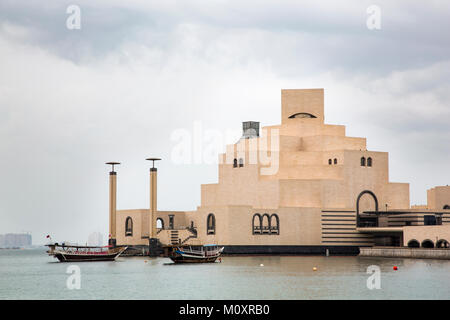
(359, 247), (450, 260)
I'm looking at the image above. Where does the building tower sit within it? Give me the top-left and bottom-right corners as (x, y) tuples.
(106, 162), (120, 246)
(146, 157), (161, 256)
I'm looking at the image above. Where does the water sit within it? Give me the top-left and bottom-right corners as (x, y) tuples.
(0, 248), (449, 299)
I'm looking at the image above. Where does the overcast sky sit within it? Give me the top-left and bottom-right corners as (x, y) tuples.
(1, 0), (449, 245)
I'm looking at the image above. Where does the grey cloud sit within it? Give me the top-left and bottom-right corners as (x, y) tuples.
(1, 0), (450, 76)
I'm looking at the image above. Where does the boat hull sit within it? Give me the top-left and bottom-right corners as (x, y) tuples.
(168, 246), (224, 263)
(169, 255), (219, 263)
(47, 245), (127, 262)
(53, 253), (121, 262)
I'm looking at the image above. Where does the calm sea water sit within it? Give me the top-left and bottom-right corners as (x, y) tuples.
(0, 248), (449, 300)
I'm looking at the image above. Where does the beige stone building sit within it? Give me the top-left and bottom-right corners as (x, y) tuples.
(108, 89), (450, 255)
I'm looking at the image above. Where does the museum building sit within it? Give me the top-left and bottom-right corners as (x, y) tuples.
(107, 89), (450, 255)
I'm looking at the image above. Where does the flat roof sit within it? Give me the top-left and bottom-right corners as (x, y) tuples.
(362, 210), (445, 215)
(356, 227), (403, 233)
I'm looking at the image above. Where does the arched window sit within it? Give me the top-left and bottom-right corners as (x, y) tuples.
(207, 213), (216, 235)
(125, 217), (133, 237)
(334, 158), (337, 165)
(407, 239), (420, 248)
(367, 157), (372, 167)
(156, 218), (164, 229)
(262, 214), (270, 234)
(443, 205), (450, 210)
(270, 214), (279, 235)
(421, 239), (434, 248)
(288, 112), (317, 119)
(233, 158), (238, 168)
(252, 214), (262, 234)
(436, 239), (449, 248)
(239, 158), (244, 167)
(356, 190), (379, 227)
(328, 159), (332, 165)
(356, 190), (379, 214)
(361, 157), (366, 166)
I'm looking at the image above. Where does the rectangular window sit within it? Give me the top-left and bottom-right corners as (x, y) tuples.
(424, 215), (436, 225)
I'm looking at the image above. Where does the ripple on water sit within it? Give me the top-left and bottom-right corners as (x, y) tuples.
(1, 249), (449, 299)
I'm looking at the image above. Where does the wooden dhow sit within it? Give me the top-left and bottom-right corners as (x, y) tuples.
(46, 243), (127, 262)
(169, 244), (224, 263)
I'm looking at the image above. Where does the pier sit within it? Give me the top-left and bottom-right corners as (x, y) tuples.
(359, 246), (450, 260)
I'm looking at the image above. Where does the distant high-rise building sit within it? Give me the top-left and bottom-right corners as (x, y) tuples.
(87, 232), (103, 246)
(0, 233), (32, 248)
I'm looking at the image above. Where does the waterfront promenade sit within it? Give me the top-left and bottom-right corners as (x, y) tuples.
(359, 247), (450, 259)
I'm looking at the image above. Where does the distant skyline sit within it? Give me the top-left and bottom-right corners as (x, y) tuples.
(1, 1), (449, 244)
(0, 233), (32, 248)
(88, 231), (104, 246)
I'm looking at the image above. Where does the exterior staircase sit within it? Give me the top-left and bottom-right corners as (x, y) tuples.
(180, 235), (196, 245)
(180, 227), (199, 245)
(170, 230), (180, 245)
(158, 227), (199, 246)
